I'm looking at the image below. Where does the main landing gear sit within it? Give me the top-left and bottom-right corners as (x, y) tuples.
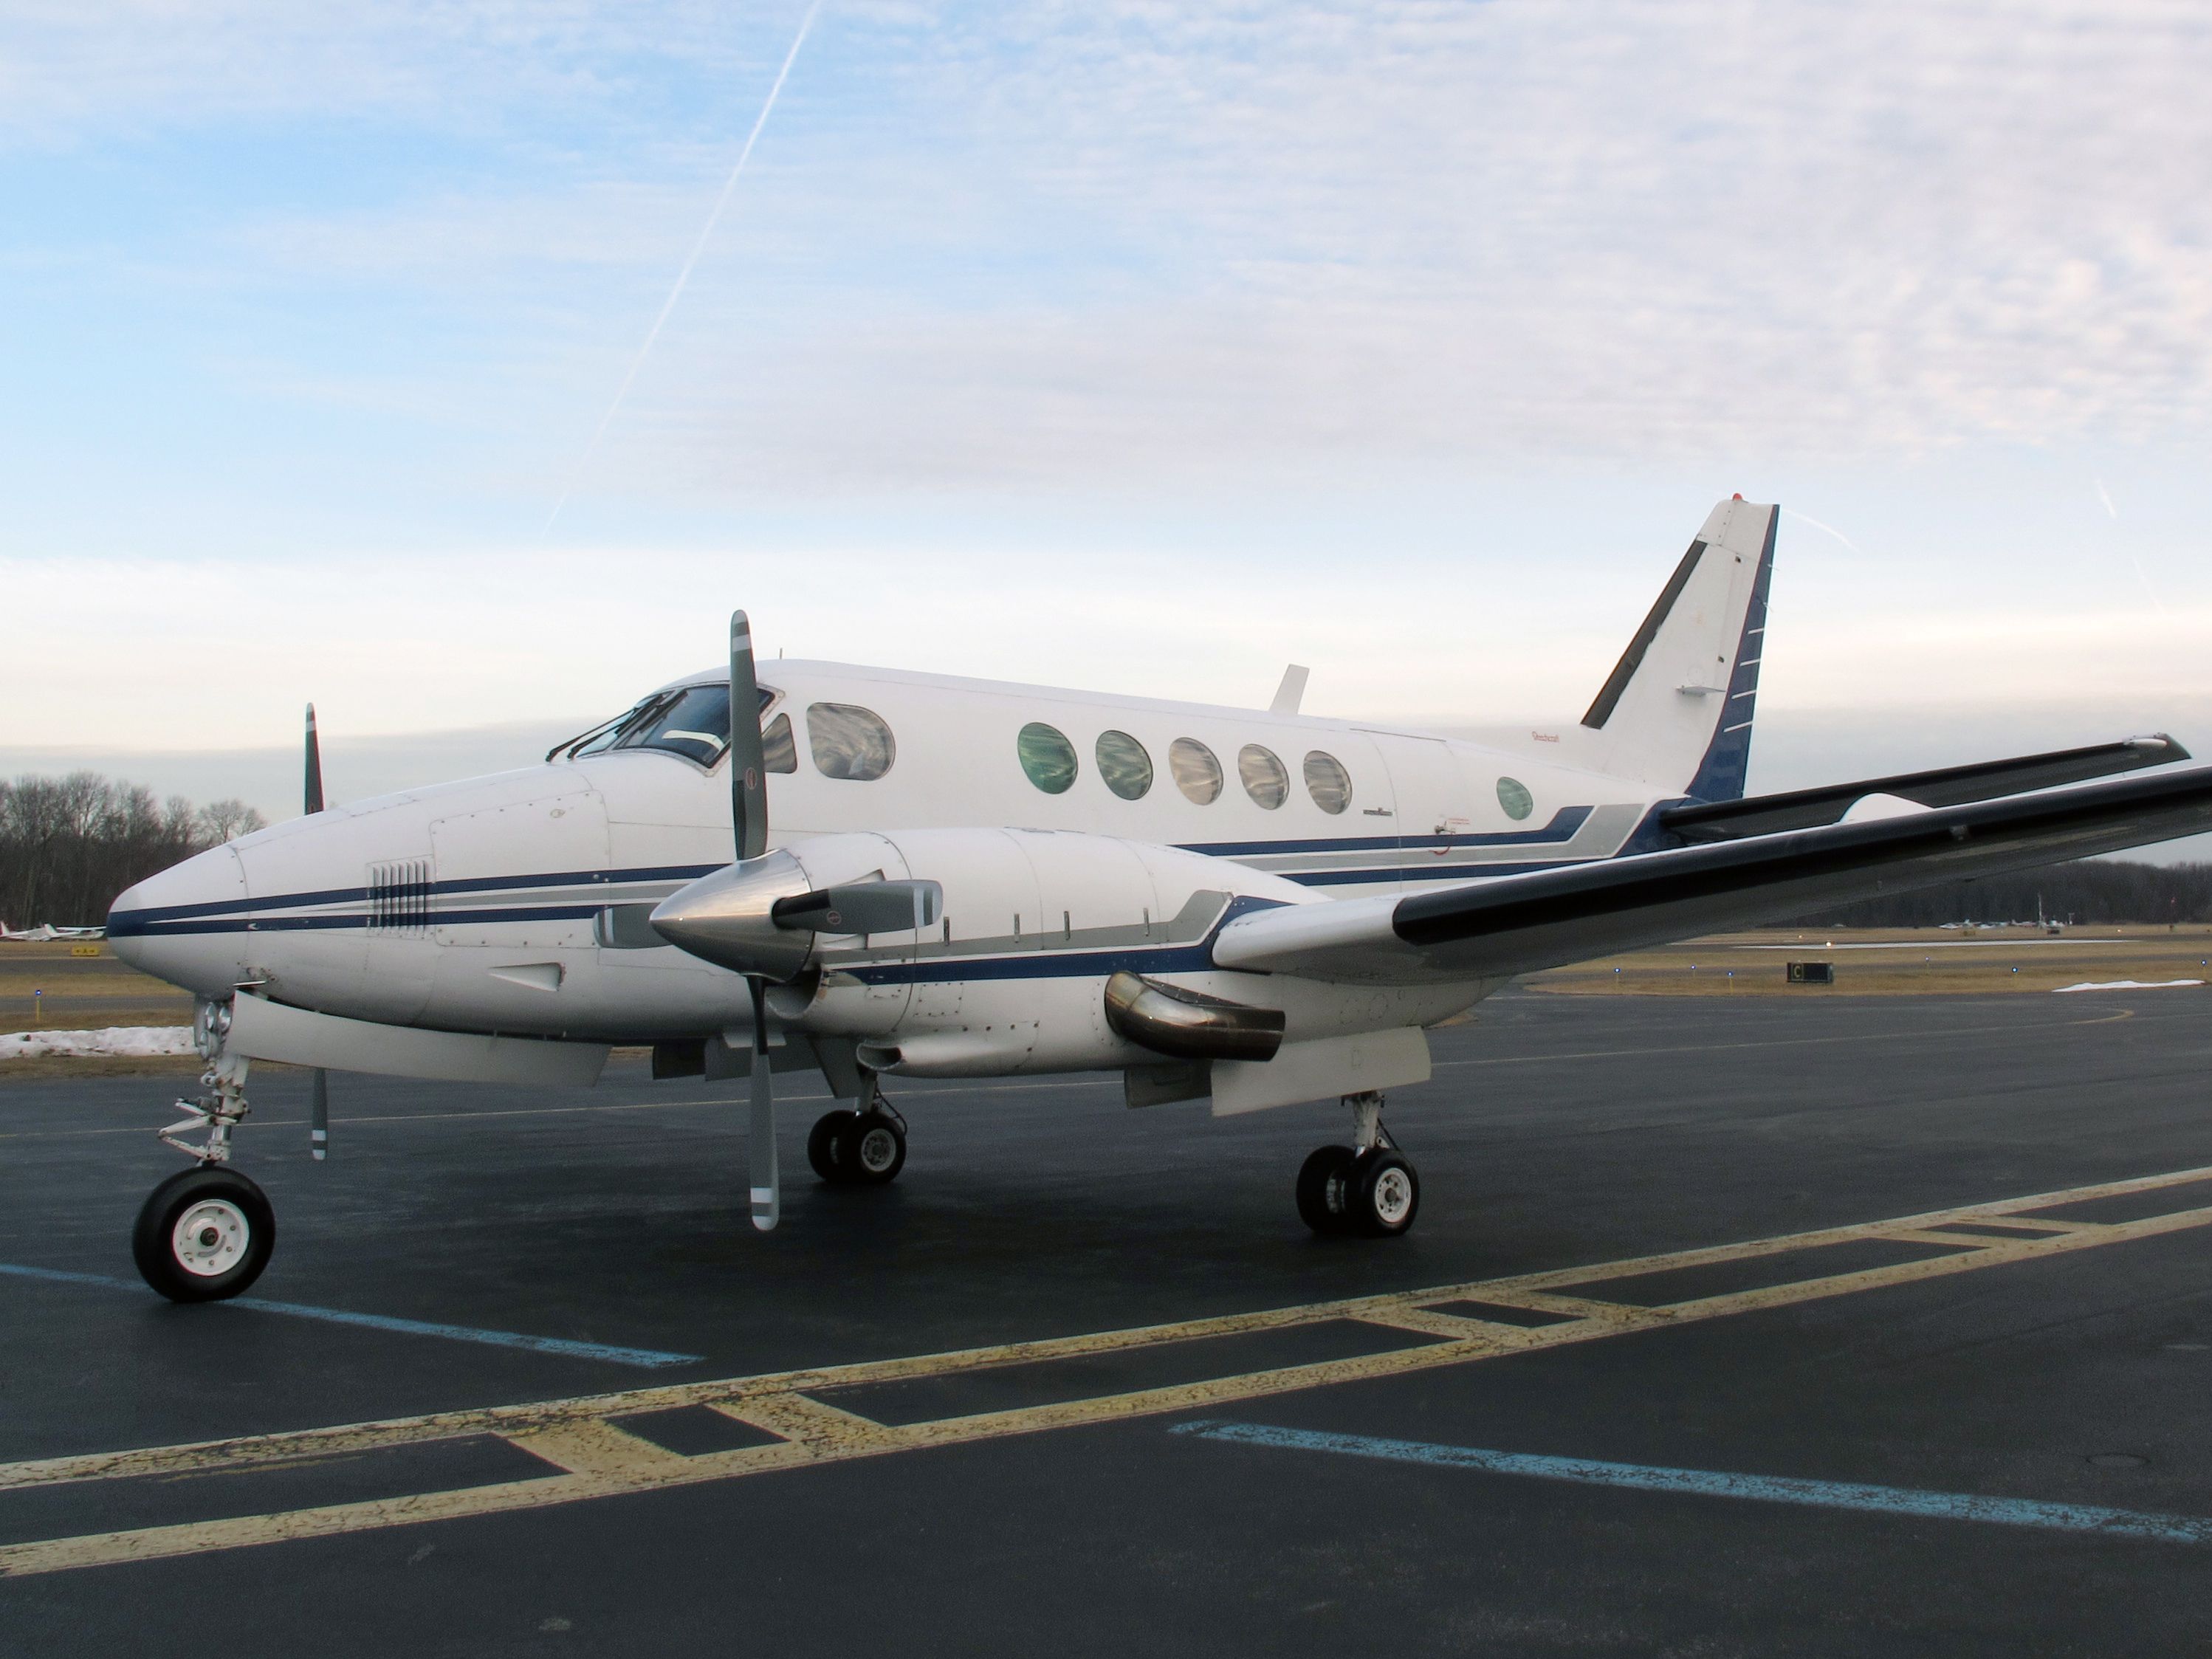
(806, 1082), (907, 1187)
(1296, 1090), (1419, 1239)
(134, 998), (277, 1301)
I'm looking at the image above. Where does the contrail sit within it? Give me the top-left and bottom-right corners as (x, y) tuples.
(544, 1), (822, 535)
(1781, 507), (1864, 557)
(2095, 475), (2165, 611)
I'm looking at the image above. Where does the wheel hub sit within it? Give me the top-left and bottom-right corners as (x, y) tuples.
(1371, 1167), (1414, 1226)
(858, 1127), (899, 1173)
(171, 1199), (250, 1277)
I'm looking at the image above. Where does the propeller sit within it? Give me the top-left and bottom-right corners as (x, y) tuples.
(728, 613), (779, 1231)
(304, 703), (329, 1162)
(648, 612), (941, 1232)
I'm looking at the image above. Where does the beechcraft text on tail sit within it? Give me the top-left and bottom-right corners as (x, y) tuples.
(105, 498), (2212, 1299)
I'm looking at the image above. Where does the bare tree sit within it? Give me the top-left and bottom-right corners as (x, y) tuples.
(197, 800), (267, 843)
(0, 773), (255, 930)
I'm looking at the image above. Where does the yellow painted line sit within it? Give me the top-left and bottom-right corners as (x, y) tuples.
(509, 1419), (694, 1481)
(7, 1162), (2212, 1577)
(1352, 1307), (1534, 1340)
(709, 1392), (888, 1452)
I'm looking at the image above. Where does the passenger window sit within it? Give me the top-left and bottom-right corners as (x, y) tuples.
(1302, 751), (1353, 814)
(1169, 738), (1223, 805)
(1497, 777), (1534, 820)
(1095, 730), (1153, 800)
(1239, 744), (1288, 809)
(763, 712), (796, 773)
(1018, 722), (1078, 794)
(808, 703), (896, 781)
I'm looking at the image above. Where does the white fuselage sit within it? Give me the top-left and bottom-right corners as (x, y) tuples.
(109, 659), (1674, 1083)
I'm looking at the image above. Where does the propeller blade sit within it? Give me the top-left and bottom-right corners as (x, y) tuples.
(746, 976), (778, 1232)
(306, 703), (329, 1160)
(303, 703), (324, 815)
(770, 879), (942, 937)
(729, 611), (768, 863)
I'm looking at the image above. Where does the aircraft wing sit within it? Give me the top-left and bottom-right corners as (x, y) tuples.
(1660, 735), (2188, 842)
(1211, 763), (2212, 986)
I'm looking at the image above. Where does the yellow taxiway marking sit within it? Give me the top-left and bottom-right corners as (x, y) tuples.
(5, 1161), (2212, 1578)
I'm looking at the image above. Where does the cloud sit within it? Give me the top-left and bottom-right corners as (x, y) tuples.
(21, 1), (2212, 491)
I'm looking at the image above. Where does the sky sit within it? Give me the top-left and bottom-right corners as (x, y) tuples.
(4, 1), (2211, 838)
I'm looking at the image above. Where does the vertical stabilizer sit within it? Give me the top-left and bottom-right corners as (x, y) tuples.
(1580, 498), (1775, 800)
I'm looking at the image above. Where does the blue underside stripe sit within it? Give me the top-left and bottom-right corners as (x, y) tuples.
(1170, 1422), (2212, 1546)
(110, 851), (1602, 935)
(1181, 805), (1591, 857)
(109, 812), (1607, 935)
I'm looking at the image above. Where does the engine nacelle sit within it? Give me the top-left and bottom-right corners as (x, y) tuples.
(748, 828), (1485, 1082)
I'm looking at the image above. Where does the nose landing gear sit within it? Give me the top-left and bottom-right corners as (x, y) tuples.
(1296, 1090), (1419, 1238)
(133, 1165), (275, 1302)
(134, 997), (276, 1302)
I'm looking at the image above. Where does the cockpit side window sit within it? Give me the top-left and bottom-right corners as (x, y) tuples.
(763, 712), (797, 773)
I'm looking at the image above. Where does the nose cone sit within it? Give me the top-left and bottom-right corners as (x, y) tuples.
(108, 843), (252, 999)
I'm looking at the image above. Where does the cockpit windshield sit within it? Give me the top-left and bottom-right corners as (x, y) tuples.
(552, 684), (777, 769)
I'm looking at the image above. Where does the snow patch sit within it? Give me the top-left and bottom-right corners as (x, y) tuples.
(2052, 980), (2205, 995)
(1, 1026), (195, 1059)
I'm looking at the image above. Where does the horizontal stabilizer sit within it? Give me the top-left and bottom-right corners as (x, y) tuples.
(1212, 761), (2212, 987)
(1662, 735), (2189, 842)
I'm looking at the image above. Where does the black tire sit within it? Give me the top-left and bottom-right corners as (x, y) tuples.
(1296, 1144), (1358, 1236)
(835, 1110), (906, 1186)
(808, 1110), (861, 1183)
(1350, 1150), (1420, 1238)
(132, 1166), (275, 1302)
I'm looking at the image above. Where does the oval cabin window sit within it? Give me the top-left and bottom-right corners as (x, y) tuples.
(1169, 738), (1223, 805)
(1018, 722), (1079, 794)
(808, 703), (897, 781)
(1095, 730), (1153, 800)
(1302, 751), (1353, 814)
(1239, 744), (1288, 809)
(1497, 776), (1535, 821)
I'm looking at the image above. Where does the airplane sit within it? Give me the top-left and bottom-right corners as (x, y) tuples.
(104, 496), (2212, 1303)
(1, 924), (108, 942)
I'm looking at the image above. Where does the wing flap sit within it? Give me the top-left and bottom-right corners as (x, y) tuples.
(1213, 762), (2212, 985)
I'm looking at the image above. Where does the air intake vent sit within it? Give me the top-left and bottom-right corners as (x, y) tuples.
(367, 859), (433, 934)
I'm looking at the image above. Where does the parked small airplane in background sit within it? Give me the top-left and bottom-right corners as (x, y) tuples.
(1, 924), (107, 942)
(106, 498), (2212, 1301)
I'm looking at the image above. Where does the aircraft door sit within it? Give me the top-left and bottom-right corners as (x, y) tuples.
(1354, 732), (1474, 885)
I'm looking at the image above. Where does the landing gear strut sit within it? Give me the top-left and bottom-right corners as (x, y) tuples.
(806, 1079), (907, 1187)
(1296, 1090), (1419, 1239)
(135, 997), (276, 1301)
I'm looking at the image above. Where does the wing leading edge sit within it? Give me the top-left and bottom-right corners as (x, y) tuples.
(1212, 762), (2212, 986)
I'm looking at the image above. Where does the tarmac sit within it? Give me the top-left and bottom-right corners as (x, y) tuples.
(4, 988), (2211, 1656)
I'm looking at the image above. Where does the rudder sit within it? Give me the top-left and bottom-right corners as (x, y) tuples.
(1579, 498), (1776, 801)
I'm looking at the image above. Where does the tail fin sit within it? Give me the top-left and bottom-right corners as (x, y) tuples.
(1580, 497), (1775, 801)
